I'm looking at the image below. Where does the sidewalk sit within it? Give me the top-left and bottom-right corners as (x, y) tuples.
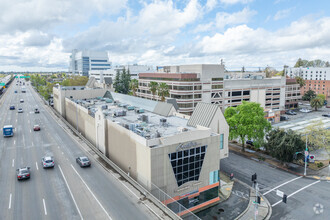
(229, 143), (330, 181)
(235, 180), (271, 220)
(196, 172), (272, 220)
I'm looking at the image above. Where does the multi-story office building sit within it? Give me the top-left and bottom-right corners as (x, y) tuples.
(137, 64), (288, 114)
(89, 64), (154, 82)
(69, 49), (111, 76)
(285, 67), (330, 98)
(285, 78), (301, 109)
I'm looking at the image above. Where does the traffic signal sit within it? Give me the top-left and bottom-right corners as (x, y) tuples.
(256, 196), (261, 204)
(251, 173), (257, 182)
(283, 194), (287, 203)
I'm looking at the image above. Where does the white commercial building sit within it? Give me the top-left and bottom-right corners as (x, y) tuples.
(89, 64), (154, 82)
(69, 49), (111, 76)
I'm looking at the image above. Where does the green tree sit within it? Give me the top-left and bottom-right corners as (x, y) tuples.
(157, 82), (169, 102)
(149, 81), (158, 100)
(295, 76), (306, 88)
(316, 94), (326, 104)
(302, 120), (330, 152)
(265, 128), (305, 164)
(310, 97), (323, 111)
(113, 70), (121, 93)
(302, 89), (316, 101)
(129, 79), (139, 96)
(224, 101), (271, 152)
(294, 58), (304, 67)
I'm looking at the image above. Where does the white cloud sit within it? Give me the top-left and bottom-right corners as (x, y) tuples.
(196, 17), (330, 67)
(215, 7), (257, 29)
(274, 8), (293, 21)
(0, 0), (127, 33)
(0, 32), (68, 70)
(220, 0), (254, 5)
(206, 0), (218, 11)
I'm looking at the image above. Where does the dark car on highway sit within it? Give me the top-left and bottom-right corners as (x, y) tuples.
(9, 105), (15, 110)
(76, 156), (91, 167)
(35, 108), (40, 113)
(33, 124), (40, 131)
(16, 167), (30, 180)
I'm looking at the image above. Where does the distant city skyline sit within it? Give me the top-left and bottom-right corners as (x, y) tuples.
(0, 0), (330, 71)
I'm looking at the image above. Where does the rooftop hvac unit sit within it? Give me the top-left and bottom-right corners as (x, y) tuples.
(135, 108), (145, 114)
(127, 106), (135, 111)
(177, 127), (189, 132)
(102, 105), (108, 110)
(141, 115), (149, 123)
(114, 110), (127, 117)
(124, 124), (129, 129)
(129, 124), (135, 131)
(160, 118), (167, 126)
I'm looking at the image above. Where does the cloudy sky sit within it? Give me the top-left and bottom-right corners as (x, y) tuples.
(0, 0), (329, 72)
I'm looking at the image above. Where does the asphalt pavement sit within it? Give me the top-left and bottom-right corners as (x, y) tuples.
(0, 79), (159, 220)
(221, 151), (330, 220)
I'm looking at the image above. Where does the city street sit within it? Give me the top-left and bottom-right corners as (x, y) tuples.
(0, 79), (158, 220)
(221, 151), (330, 220)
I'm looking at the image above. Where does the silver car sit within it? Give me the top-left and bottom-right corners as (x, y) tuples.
(76, 156), (91, 167)
(41, 156), (55, 168)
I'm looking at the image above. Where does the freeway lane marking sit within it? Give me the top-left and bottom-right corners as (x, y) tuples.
(12, 159), (14, 167)
(263, 176), (303, 195)
(71, 164), (112, 220)
(8, 193), (12, 209)
(14, 140), (15, 145)
(43, 198), (47, 215)
(36, 162), (39, 170)
(58, 165), (83, 220)
(271, 180), (321, 207)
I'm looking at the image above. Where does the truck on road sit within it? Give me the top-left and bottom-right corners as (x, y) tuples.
(3, 125), (14, 137)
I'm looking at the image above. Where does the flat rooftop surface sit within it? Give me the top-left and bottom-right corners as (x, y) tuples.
(75, 97), (197, 138)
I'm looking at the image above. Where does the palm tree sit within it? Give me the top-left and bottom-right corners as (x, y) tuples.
(157, 82), (169, 102)
(149, 81), (158, 100)
(129, 79), (139, 96)
(310, 97), (323, 111)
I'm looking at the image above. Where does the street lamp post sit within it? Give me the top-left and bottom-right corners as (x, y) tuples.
(304, 135), (308, 176)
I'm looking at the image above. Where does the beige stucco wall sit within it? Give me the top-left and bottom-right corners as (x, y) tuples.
(106, 120), (152, 188)
(208, 108), (229, 159)
(250, 89), (266, 108)
(150, 134), (220, 197)
(65, 98), (96, 146)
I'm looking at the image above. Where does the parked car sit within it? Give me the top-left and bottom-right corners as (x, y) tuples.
(9, 105), (15, 110)
(18, 108), (23, 113)
(246, 140), (254, 146)
(35, 108), (40, 114)
(16, 167), (30, 180)
(76, 156), (91, 167)
(322, 113), (330, 118)
(41, 156), (55, 168)
(280, 115), (289, 121)
(285, 110), (296, 115)
(33, 125), (40, 131)
(300, 108), (312, 113)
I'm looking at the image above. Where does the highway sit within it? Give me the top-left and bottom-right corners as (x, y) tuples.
(0, 78), (158, 220)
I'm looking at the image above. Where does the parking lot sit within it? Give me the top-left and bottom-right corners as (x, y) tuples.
(275, 104), (330, 131)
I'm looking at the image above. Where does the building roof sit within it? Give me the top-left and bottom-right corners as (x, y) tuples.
(86, 77), (96, 88)
(154, 102), (174, 117)
(187, 102), (219, 128)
